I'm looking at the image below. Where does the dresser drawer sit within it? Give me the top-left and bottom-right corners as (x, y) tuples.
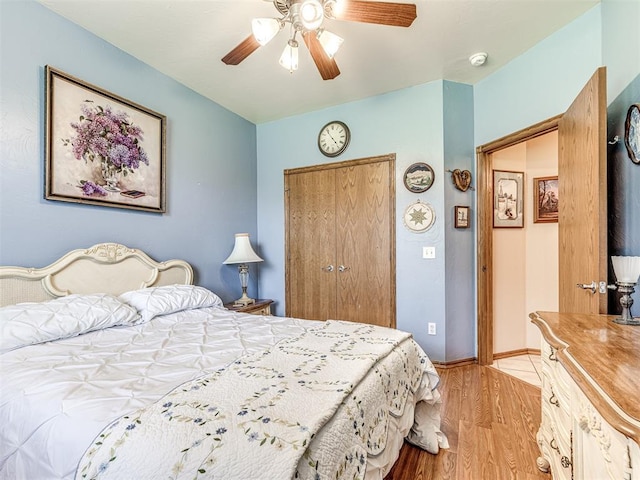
(539, 425), (572, 480)
(572, 382), (632, 480)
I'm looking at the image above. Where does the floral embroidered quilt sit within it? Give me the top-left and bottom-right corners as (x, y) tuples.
(76, 320), (432, 480)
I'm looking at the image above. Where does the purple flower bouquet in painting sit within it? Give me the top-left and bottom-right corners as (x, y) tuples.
(63, 101), (149, 194)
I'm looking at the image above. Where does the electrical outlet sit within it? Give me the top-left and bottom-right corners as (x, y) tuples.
(428, 323), (436, 335)
(422, 247), (436, 259)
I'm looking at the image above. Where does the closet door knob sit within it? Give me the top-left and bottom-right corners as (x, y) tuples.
(338, 265), (350, 272)
(321, 265), (334, 272)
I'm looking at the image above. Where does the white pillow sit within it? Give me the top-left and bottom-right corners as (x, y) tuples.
(0, 294), (141, 354)
(119, 284), (223, 323)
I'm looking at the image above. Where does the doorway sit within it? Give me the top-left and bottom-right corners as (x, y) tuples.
(477, 68), (607, 366)
(476, 116), (561, 365)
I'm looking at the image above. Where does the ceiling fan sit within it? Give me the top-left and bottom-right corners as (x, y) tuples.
(221, 0), (417, 80)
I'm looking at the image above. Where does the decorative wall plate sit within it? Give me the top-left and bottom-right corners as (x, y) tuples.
(624, 103), (640, 165)
(403, 162), (434, 193)
(403, 200), (435, 232)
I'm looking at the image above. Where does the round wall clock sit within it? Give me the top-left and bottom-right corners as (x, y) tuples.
(624, 103), (640, 165)
(403, 162), (435, 193)
(318, 120), (350, 157)
(403, 200), (435, 233)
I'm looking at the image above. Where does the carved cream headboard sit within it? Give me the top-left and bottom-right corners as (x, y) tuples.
(0, 243), (194, 307)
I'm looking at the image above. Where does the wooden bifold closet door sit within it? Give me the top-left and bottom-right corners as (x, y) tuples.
(284, 154), (396, 328)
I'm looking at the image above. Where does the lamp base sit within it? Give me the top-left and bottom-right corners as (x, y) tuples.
(233, 291), (255, 307)
(613, 282), (638, 325)
(613, 317), (640, 326)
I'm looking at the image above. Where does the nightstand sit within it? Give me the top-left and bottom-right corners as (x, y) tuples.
(224, 299), (273, 316)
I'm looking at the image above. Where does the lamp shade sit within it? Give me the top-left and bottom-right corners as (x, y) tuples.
(223, 233), (263, 265)
(612, 256), (640, 284)
(317, 29), (343, 59)
(279, 40), (299, 72)
(251, 18), (280, 46)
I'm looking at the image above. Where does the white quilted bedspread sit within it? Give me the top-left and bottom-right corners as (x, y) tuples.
(0, 307), (443, 480)
(76, 321), (418, 480)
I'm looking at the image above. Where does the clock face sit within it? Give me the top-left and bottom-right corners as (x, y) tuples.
(403, 201), (435, 233)
(624, 104), (640, 165)
(318, 121), (350, 157)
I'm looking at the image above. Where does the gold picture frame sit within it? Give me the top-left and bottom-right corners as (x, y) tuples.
(45, 66), (166, 212)
(533, 176), (558, 223)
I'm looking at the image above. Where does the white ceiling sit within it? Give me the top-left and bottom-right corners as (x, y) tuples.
(38, 0), (599, 124)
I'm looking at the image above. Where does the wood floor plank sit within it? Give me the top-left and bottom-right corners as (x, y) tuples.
(385, 364), (550, 480)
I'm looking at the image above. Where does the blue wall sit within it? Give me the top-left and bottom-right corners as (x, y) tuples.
(443, 81), (476, 361)
(474, 5), (603, 146)
(601, 0), (640, 313)
(0, 1), (259, 302)
(256, 81), (476, 361)
(608, 74), (640, 311)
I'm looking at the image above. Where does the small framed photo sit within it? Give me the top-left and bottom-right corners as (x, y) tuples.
(454, 206), (470, 228)
(45, 66), (166, 212)
(493, 170), (524, 228)
(533, 176), (558, 223)
(403, 162), (434, 193)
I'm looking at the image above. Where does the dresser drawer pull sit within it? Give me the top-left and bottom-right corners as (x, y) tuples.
(550, 438), (560, 454)
(561, 456), (572, 469)
(549, 392), (559, 407)
(548, 349), (558, 362)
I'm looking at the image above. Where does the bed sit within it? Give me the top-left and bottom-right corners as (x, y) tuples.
(0, 243), (447, 480)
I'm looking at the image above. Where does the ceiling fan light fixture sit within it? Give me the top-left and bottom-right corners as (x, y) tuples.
(317, 29), (343, 58)
(279, 39), (299, 72)
(323, 0), (343, 18)
(251, 18), (281, 46)
(299, 0), (324, 30)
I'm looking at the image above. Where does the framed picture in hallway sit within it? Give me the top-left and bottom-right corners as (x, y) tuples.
(533, 176), (558, 223)
(493, 170), (524, 228)
(45, 66), (166, 213)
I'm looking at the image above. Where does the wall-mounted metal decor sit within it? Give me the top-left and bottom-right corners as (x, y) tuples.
(450, 168), (472, 192)
(45, 66), (166, 212)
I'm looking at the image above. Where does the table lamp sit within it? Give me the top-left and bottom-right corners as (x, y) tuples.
(223, 233), (263, 306)
(611, 255), (640, 325)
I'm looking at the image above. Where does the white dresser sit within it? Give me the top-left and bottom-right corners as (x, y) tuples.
(530, 312), (640, 480)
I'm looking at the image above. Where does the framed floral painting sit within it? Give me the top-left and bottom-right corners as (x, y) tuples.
(45, 66), (166, 212)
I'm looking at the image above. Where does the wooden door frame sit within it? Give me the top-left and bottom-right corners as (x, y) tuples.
(476, 115), (562, 365)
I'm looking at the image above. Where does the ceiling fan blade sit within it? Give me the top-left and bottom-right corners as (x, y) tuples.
(332, 1), (417, 27)
(221, 34), (261, 65)
(303, 32), (341, 80)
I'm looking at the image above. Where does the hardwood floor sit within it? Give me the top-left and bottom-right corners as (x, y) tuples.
(385, 364), (551, 480)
